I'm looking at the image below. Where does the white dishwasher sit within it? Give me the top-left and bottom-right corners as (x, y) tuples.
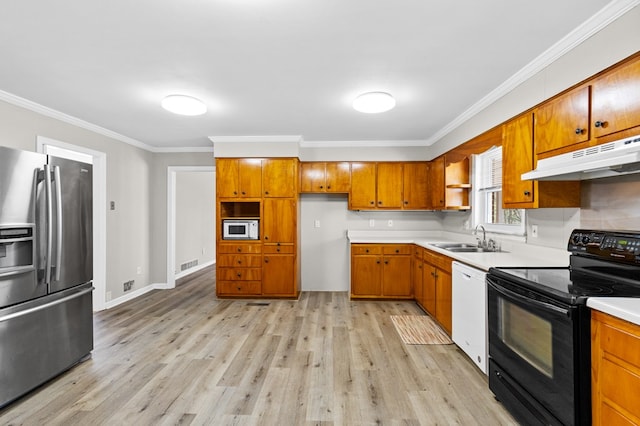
(452, 261), (487, 374)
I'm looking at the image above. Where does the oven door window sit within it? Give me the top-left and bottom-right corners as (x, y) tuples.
(499, 299), (553, 378)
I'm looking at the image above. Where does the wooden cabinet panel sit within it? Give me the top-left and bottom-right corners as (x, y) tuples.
(218, 243), (262, 254)
(351, 244), (412, 299)
(263, 244), (295, 254)
(216, 158), (262, 198)
(535, 86), (590, 155)
(349, 162), (377, 209)
(435, 269), (452, 334)
(262, 158), (297, 197)
(592, 57), (640, 139)
(444, 157), (470, 210)
(503, 114), (535, 206)
(325, 162), (351, 192)
(300, 162), (351, 193)
(218, 268), (262, 281)
(382, 255), (412, 297)
(217, 254), (262, 268)
(376, 163), (403, 209)
(592, 311), (640, 426)
(423, 264), (437, 315)
(351, 254), (382, 297)
(300, 162), (326, 192)
(428, 157), (445, 209)
(413, 250), (425, 308)
(262, 254), (295, 296)
(262, 198), (296, 244)
(402, 162), (429, 209)
(217, 281), (261, 295)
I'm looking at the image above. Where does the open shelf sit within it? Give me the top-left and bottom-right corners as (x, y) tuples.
(220, 201), (260, 219)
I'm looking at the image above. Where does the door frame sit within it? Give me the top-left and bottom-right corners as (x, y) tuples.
(166, 166), (215, 289)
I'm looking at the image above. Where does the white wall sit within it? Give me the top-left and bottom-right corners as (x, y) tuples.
(175, 171), (215, 274)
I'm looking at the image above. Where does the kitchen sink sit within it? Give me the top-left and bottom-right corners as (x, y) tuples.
(430, 242), (507, 253)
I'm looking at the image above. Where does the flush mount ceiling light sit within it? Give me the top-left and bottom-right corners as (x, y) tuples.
(161, 94), (207, 116)
(352, 91), (396, 113)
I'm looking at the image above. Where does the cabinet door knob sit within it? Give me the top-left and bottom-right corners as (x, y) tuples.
(395, 249), (399, 253)
(241, 191), (245, 195)
(376, 260), (381, 264)
(524, 191), (531, 196)
(237, 273), (242, 277)
(264, 191), (269, 195)
(378, 201), (382, 205)
(320, 185), (324, 189)
(277, 248), (281, 252)
(265, 236), (269, 240)
(574, 128), (584, 135)
(265, 258), (269, 263)
(404, 200), (408, 205)
(327, 186), (331, 189)
(234, 191), (238, 195)
(237, 248), (242, 252)
(237, 260), (242, 264)
(594, 120), (607, 128)
(370, 201), (375, 205)
(365, 249), (369, 253)
(384, 260), (389, 264)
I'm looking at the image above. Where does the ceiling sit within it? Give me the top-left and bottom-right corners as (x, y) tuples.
(0, 0), (622, 150)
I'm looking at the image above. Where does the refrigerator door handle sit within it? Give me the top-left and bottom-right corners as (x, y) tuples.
(53, 165), (63, 282)
(44, 164), (53, 286)
(0, 286), (94, 323)
(0, 266), (36, 279)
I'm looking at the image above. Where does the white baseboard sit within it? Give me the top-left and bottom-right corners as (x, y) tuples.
(102, 260), (215, 310)
(174, 260), (215, 280)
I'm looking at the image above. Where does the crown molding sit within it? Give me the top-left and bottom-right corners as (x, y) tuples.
(0, 89), (158, 151)
(208, 135), (303, 144)
(299, 139), (428, 148)
(424, 0), (640, 146)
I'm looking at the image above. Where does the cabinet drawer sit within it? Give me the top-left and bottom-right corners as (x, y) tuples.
(413, 245), (424, 258)
(600, 317), (640, 370)
(217, 254), (262, 268)
(351, 244), (382, 255)
(423, 249), (452, 273)
(218, 268), (262, 281)
(217, 281), (261, 295)
(383, 244), (411, 255)
(263, 244), (295, 254)
(218, 243), (262, 254)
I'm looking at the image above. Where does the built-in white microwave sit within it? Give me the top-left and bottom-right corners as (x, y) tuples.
(222, 219), (259, 240)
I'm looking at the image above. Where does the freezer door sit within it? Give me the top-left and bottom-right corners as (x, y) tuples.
(47, 156), (93, 292)
(0, 146), (47, 307)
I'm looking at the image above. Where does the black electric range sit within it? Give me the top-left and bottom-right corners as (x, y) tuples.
(487, 229), (640, 426)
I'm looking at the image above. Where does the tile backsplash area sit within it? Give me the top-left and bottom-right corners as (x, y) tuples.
(580, 174), (640, 230)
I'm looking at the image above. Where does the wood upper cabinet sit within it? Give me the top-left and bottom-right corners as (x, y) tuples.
(444, 157), (470, 210)
(591, 55), (640, 139)
(262, 158), (297, 198)
(502, 114), (535, 206)
(503, 114), (581, 209)
(376, 163), (403, 209)
(217, 158), (262, 198)
(350, 244), (412, 299)
(300, 162), (351, 193)
(591, 310), (640, 425)
(349, 162), (377, 209)
(427, 157), (445, 209)
(535, 86), (591, 156)
(262, 198), (296, 244)
(402, 162), (429, 209)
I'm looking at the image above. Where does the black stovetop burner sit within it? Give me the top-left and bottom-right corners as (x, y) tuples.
(489, 229), (640, 305)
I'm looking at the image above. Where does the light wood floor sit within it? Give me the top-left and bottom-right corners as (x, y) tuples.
(0, 266), (516, 425)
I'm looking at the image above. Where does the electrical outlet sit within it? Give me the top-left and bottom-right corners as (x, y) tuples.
(531, 225), (538, 238)
(314, 219), (320, 228)
(387, 220), (393, 227)
(369, 219), (375, 228)
(136, 266), (141, 274)
(106, 291), (112, 301)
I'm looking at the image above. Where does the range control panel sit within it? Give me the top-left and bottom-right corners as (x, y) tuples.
(568, 229), (640, 263)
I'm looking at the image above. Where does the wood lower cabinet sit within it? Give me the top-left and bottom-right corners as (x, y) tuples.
(262, 248), (296, 296)
(591, 310), (640, 425)
(217, 243), (262, 296)
(422, 249), (453, 335)
(350, 244), (412, 299)
(412, 246), (425, 308)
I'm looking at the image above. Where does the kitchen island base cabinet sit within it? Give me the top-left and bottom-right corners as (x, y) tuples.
(591, 311), (640, 426)
(350, 244), (412, 299)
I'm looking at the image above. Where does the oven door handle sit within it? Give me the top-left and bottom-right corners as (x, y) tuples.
(488, 279), (570, 318)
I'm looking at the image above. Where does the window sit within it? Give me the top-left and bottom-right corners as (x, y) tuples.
(472, 146), (524, 235)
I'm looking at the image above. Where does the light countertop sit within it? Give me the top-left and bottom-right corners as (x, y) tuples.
(587, 298), (640, 327)
(346, 230), (570, 271)
(347, 230), (639, 326)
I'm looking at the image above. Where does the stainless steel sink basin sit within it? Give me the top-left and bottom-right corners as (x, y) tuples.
(430, 242), (507, 253)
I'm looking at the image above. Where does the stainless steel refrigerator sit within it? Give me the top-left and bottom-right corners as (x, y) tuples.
(0, 145), (93, 408)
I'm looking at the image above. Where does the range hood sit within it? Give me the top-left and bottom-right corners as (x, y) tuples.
(522, 134), (640, 181)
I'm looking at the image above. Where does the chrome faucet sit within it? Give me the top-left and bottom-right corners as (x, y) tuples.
(474, 225), (486, 248)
